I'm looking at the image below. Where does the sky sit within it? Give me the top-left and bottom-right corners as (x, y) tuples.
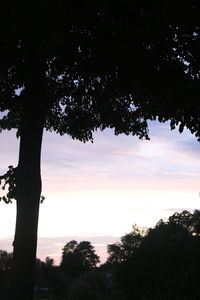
(0, 121), (200, 264)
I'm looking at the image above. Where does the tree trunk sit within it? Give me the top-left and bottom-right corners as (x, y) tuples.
(10, 98), (46, 300)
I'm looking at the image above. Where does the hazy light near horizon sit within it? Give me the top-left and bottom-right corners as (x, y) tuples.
(37, 190), (199, 239)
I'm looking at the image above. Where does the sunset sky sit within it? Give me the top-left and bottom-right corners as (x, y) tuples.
(0, 121), (200, 264)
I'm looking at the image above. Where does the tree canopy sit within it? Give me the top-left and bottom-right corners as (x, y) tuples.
(106, 210), (200, 300)
(60, 240), (100, 277)
(1, 0), (200, 142)
(107, 225), (146, 265)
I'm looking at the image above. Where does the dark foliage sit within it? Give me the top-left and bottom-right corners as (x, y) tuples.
(60, 240), (100, 278)
(106, 210), (200, 300)
(68, 271), (110, 300)
(0, 250), (13, 298)
(1, 1), (200, 141)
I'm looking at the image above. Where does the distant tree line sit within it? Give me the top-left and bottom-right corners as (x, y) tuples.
(1, 210), (200, 299)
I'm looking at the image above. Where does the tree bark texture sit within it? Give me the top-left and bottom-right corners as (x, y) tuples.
(10, 95), (46, 300)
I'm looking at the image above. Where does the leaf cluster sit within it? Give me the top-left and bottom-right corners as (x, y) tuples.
(0, 166), (17, 203)
(0, 165), (45, 204)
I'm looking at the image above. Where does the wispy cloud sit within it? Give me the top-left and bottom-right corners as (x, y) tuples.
(41, 123), (200, 194)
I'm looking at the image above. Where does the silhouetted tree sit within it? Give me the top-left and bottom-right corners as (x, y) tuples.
(40, 256), (55, 282)
(60, 240), (100, 278)
(0, 2), (200, 299)
(105, 225), (146, 296)
(113, 211), (200, 299)
(44, 256), (54, 268)
(107, 225), (146, 265)
(169, 209), (200, 236)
